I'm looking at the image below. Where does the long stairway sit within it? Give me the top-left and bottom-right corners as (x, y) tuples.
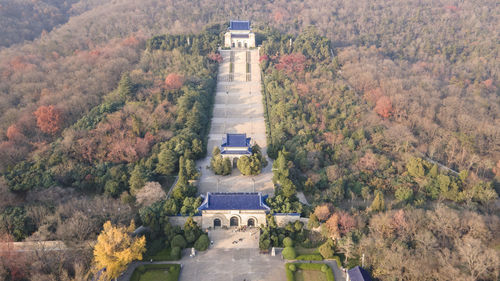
(197, 49), (274, 196)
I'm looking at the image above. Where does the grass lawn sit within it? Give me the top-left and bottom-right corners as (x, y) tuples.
(148, 247), (177, 261)
(130, 264), (180, 281)
(295, 269), (328, 281)
(295, 246), (319, 255)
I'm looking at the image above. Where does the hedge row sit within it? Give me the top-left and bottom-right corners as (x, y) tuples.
(284, 263), (335, 281)
(331, 256), (342, 268)
(130, 264), (181, 281)
(296, 254), (324, 261)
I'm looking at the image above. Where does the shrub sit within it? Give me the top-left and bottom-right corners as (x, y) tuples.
(321, 264), (329, 272)
(332, 255), (342, 267)
(170, 246), (181, 260)
(282, 246), (297, 260)
(283, 237), (294, 247)
(319, 239), (335, 259)
(171, 234), (187, 249)
(194, 234), (210, 251)
(289, 264), (296, 272)
(285, 263), (295, 281)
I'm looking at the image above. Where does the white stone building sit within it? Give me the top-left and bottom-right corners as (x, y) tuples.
(224, 20), (256, 48)
(198, 192), (270, 229)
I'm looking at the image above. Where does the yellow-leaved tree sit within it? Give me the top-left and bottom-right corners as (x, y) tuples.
(93, 220), (146, 281)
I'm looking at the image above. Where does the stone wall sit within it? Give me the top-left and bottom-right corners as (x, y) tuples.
(168, 216), (202, 227)
(273, 213), (302, 227)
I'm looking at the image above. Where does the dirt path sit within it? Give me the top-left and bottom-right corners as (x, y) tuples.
(197, 49), (274, 196)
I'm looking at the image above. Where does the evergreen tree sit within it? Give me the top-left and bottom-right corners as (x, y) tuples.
(429, 164), (438, 178)
(370, 190), (386, 212)
(273, 150), (289, 183)
(129, 163), (148, 195)
(177, 156), (187, 186)
(308, 213), (320, 229)
(407, 157), (425, 178)
(117, 73), (134, 100)
(156, 148), (177, 175)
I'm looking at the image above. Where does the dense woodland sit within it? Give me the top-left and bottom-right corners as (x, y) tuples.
(0, 27), (222, 279)
(0, 0), (499, 280)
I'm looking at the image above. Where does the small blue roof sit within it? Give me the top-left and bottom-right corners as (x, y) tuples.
(348, 266), (372, 281)
(221, 133), (251, 148)
(230, 20), (250, 30)
(198, 192), (270, 211)
(220, 150), (251, 155)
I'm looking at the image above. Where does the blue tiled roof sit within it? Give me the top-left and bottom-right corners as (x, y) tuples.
(198, 192), (270, 211)
(221, 133), (251, 148)
(348, 266), (372, 281)
(230, 20), (250, 30)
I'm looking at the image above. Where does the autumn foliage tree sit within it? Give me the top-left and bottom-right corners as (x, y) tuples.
(374, 96), (393, 118)
(164, 73), (184, 90)
(33, 105), (63, 134)
(93, 220), (146, 281)
(314, 203), (333, 221)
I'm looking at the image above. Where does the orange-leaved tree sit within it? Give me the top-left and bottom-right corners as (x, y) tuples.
(374, 96), (393, 118)
(33, 105), (63, 134)
(164, 73), (184, 90)
(93, 220), (145, 281)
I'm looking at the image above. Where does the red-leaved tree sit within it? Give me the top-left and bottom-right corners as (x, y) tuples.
(164, 73), (185, 90)
(275, 53), (307, 75)
(33, 105), (63, 134)
(6, 125), (25, 142)
(374, 96), (393, 118)
(207, 53), (222, 63)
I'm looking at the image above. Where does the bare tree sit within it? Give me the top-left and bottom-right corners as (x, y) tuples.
(135, 181), (166, 207)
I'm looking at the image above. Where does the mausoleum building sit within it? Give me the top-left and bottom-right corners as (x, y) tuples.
(224, 20), (256, 48)
(220, 133), (252, 159)
(198, 192), (270, 229)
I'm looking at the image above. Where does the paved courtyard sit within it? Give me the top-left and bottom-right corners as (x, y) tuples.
(179, 248), (286, 281)
(197, 49), (274, 196)
(208, 228), (260, 249)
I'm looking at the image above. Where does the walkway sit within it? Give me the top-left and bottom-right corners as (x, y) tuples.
(197, 49), (274, 196)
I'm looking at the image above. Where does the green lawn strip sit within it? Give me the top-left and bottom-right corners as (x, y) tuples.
(295, 269), (328, 281)
(295, 246), (320, 255)
(130, 264), (180, 281)
(285, 263), (334, 281)
(147, 247), (179, 261)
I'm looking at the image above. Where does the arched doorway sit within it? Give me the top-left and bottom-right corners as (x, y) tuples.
(244, 42), (248, 48)
(238, 42), (242, 48)
(247, 218), (255, 227)
(230, 216), (239, 227)
(213, 218), (221, 228)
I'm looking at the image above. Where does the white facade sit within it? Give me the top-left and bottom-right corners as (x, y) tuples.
(224, 32), (256, 48)
(201, 209), (267, 229)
